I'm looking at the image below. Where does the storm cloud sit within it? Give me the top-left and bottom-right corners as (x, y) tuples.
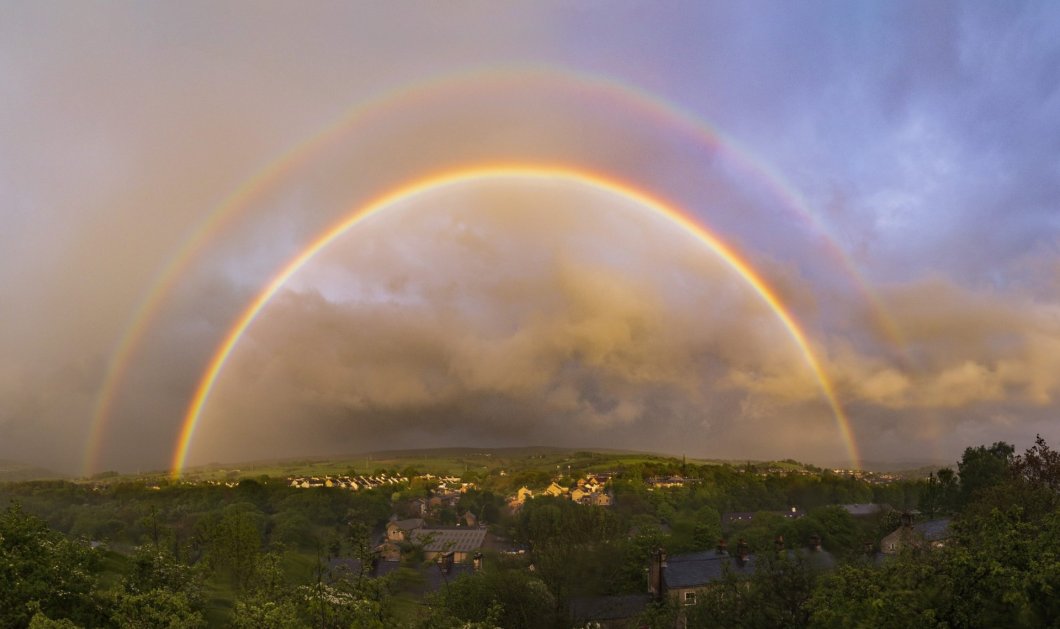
(1, 3), (1058, 474)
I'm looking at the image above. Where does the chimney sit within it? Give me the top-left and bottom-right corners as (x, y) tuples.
(716, 539), (728, 555)
(900, 511), (913, 527)
(774, 535), (785, 553)
(648, 547), (667, 601)
(472, 552), (482, 572)
(809, 534), (822, 552)
(439, 551), (454, 575)
(736, 539), (749, 566)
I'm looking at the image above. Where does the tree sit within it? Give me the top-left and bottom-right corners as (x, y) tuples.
(786, 507), (859, 558)
(109, 588), (207, 629)
(1011, 434), (1060, 508)
(808, 553), (953, 628)
(295, 569), (395, 629)
(617, 525), (666, 593)
(919, 468), (958, 517)
(957, 442), (1014, 506)
(203, 506), (263, 591)
(124, 545), (205, 608)
(232, 552), (302, 629)
(424, 569), (556, 629)
(27, 609), (82, 629)
(0, 503), (102, 627)
(811, 437), (1060, 629)
(689, 552), (820, 628)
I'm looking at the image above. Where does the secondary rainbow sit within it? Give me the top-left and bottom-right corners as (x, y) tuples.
(86, 64), (891, 475)
(170, 164), (860, 478)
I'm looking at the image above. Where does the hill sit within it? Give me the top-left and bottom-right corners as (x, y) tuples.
(0, 460), (64, 482)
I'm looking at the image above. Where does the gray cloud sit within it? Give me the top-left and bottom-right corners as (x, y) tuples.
(1, 3), (1058, 473)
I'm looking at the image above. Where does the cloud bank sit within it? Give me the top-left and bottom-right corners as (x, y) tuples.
(0, 3), (1058, 473)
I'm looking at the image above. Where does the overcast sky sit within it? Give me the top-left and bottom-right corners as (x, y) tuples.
(2, 2), (1059, 475)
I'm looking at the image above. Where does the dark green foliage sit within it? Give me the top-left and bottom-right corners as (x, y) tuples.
(230, 552), (302, 629)
(199, 506), (263, 591)
(809, 554), (953, 628)
(1, 442), (1057, 627)
(950, 514), (1060, 626)
(269, 510), (315, 549)
(457, 489), (504, 524)
(515, 497), (629, 606)
(423, 569), (556, 629)
(957, 442), (1015, 506)
(516, 496), (623, 546)
(0, 503), (103, 628)
(109, 587), (207, 629)
(124, 545), (205, 606)
(810, 438), (1060, 629)
(688, 552), (822, 628)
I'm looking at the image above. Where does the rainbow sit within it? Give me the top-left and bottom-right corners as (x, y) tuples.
(85, 64), (890, 475)
(170, 165), (861, 477)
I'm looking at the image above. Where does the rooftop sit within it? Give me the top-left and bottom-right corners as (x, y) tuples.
(663, 551), (756, 589)
(570, 594), (652, 622)
(913, 518), (952, 542)
(409, 527), (489, 553)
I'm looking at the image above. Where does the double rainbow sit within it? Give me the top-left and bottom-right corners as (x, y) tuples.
(81, 65), (879, 476)
(169, 165), (860, 477)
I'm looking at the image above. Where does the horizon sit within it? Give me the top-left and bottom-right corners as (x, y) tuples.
(4, 443), (959, 482)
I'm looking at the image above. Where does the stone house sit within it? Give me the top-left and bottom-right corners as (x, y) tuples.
(386, 517), (425, 542)
(881, 517), (951, 554)
(649, 544), (756, 607)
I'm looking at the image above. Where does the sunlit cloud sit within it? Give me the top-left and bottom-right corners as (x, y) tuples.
(1, 3), (1058, 473)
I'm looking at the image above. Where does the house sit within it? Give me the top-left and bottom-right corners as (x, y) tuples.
(881, 517), (951, 554)
(801, 534), (837, 571)
(386, 518), (425, 542)
(408, 527), (490, 563)
(649, 544), (756, 607)
(507, 486), (534, 512)
(380, 517), (490, 564)
(646, 475), (693, 489)
(544, 481), (568, 497)
(329, 551), (479, 595)
(649, 536), (833, 608)
(428, 489), (461, 509)
(590, 491), (614, 507)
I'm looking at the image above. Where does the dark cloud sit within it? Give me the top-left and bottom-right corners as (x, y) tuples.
(1, 4), (1058, 473)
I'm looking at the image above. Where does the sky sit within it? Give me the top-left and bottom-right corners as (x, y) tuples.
(2, 2), (1059, 475)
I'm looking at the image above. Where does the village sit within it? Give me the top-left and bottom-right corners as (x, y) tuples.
(4, 441), (1002, 629)
(277, 463), (946, 626)
(71, 453), (944, 627)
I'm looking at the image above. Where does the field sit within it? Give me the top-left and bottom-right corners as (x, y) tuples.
(130, 447), (759, 485)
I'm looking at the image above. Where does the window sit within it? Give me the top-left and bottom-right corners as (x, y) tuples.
(684, 591), (697, 606)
